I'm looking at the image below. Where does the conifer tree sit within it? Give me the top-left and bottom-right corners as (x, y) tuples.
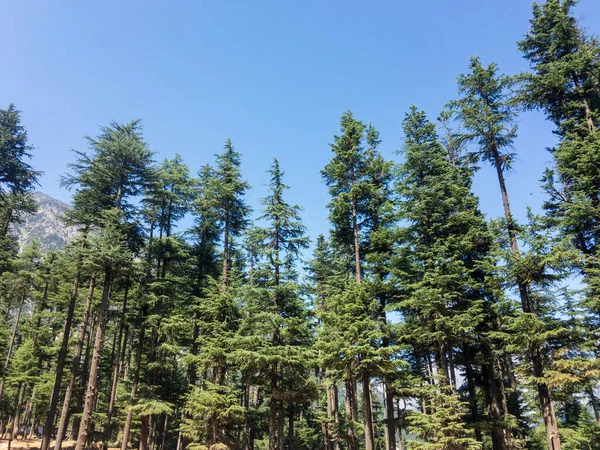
(240, 159), (311, 450)
(309, 235), (345, 450)
(396, 106), (503, 450)
(519, 2), (600, 399)
(0, 104), (39, 275)
(321, 111), (393, 450)
(132, 154), (192, 450)
(450, 58), (562, 450)
(183, 139), (251, 450)
(59, 119), (153, 450)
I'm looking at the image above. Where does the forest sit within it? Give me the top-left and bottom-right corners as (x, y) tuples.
(1, 1), (599, 450)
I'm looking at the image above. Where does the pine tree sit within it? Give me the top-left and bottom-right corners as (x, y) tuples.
(308, 235), (346, 450)
(0, 104), (39, 275)
(395, 106), (503, 450)
(238, 159), (312, 450)
(518, 3), (600, 414)
(132, 154), (192, 450)
(59, 119), (153, 450)
(449, 58), (562, 450)
(321, 111), (393, 450)
(183, 139), (251, 450)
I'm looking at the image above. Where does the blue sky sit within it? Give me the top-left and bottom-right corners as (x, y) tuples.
(2, 0), (599, 241)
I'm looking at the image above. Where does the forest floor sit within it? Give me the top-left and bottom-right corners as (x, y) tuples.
(0, 440), (77, 450)
(0, 440), (120, 450)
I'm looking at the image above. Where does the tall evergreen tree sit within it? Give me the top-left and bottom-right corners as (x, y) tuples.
(183, 139), (251, 450)
(240, 159), (312, 450)
(450, 58), (562, 450)
(59, 119), (153, 450)
(396, 106), (504, 450)
(321, 111), (394, 450)
(0, 104), (39, 275)
(519, 2), (600, 399)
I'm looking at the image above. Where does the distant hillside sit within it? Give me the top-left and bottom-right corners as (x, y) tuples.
(11, 192), (79, 252)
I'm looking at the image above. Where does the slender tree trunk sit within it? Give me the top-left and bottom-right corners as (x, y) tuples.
(492, 151), (530, 313)
(587, 388), (600, 426)
(351, 199), (361, 283)
(23, 387), (35, 437)
(463, 344), (483, 443)
(572, 76), (595, 133)
(492, 149), (560, 450)
(344, 379), (359, 450)
(121, 325), (146, 450)
(73, 310), (96, 440)
(333, 384), (341, 450)
(0, 293), (26, 403)
(384, 378), (396, 450)
(119, 324), (130, 380)
(104, 284), (129, 450)
(75, 268), (113, 450)
(242, 382), (250, 450)
(269, 369), (278, 450)
(139, 325), (158, 450)
(249, 386), (259, 450)
(9, 383), (25, 448)
(122, 330), (134, 382)
(482, 358), (508, 450)
(221, 222), (229, 292)
(396, 399), (404, 450)
(42, 238), (86, 450)
(139, 417), (150, 450)
(534, 349), (561, 450)
(277, 401), (284, 450)
(288, 408), (294, 450)
(321, 367), (331, 450)
(160, 415), (167, 450)
(362, 374), (375, 450)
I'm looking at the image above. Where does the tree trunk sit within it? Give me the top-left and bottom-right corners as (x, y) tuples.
(463, 344), (483, 443)
(288, 408), (294, 450)
(104, 284), (129, 450)
(221, 222), (229, 292)
(396, 399), (404, 450)
(9, 383), (25, 448)
(332, 384), (341, 450)
(121, 325), (146, 450)
(160, 415), (167, 450)
(587, 388), (600, 426)
(23, 387), (35, 437)
(249, 386), (259, 450)
(482, 358), (508, 450)
(277, 401), (284, 450)
(351, 199), (361, 283)
(75, 268), (113, 450)
(0, 293), (26, 403)
(242, 382), (250, 450)
(344, 379), (359, 450)
(384, 378), (396, 450)
(362, 374), (375, 450)
(73, 309), (97, 440)
(321, 367), (330, 450)
(326, 377), (340, 450)
(492, 149), (560, 450)
(42, 240), (86, 450)
(534, 349), (561, 450)
(139, 416), (150, 450)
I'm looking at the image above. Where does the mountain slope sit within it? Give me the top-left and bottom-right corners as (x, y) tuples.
(12, 192), (79, 251)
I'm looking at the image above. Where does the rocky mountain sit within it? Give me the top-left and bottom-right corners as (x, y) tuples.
(11, 192), (79, 251)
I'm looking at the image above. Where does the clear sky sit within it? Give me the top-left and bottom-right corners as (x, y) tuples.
(2, 0), (599, 241)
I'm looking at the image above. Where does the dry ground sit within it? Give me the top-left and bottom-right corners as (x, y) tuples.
(0, 440), (120, 450)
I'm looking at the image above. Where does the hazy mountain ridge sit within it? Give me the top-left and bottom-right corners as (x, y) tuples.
(12, 192), (79, 251)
